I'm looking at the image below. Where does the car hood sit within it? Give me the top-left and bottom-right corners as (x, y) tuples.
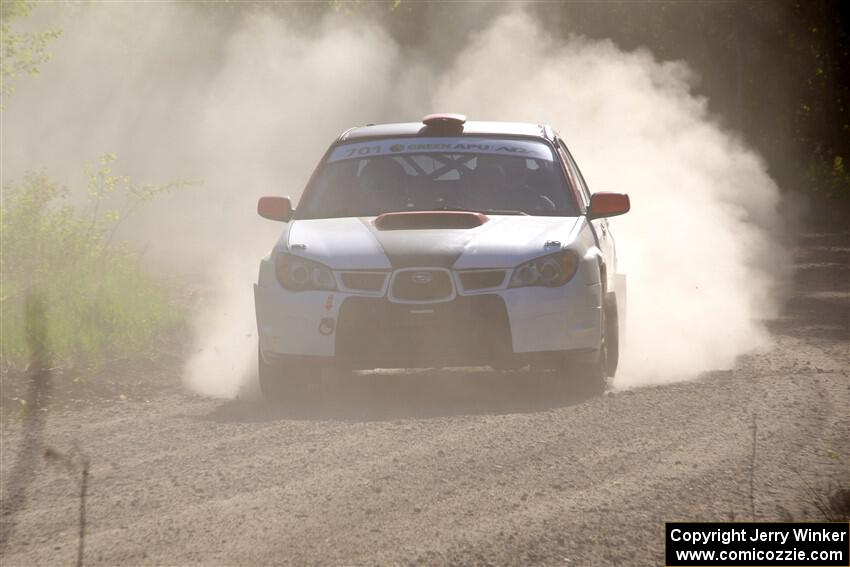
(281, 215), (582, 270)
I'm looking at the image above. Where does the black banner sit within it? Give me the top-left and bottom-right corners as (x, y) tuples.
(666, 522), (849, 566)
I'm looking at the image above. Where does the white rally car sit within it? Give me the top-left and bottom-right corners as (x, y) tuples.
(254, 114), (630, 399)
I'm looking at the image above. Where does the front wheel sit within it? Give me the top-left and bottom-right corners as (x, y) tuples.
(604, 292), (620, 377)
(569, 347), (607, 396)
(257, 348), (320, 402)
(566, 302), (609, 395)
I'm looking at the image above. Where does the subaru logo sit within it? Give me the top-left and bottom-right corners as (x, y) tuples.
(411, 271), (433, 284)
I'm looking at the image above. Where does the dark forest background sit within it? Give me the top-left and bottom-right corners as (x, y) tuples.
(530, 0), (850, 220)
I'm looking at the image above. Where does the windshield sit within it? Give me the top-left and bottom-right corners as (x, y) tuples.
(296, 137), (578, 218)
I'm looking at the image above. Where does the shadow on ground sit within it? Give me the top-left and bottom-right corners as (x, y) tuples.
(205, 367), (596, 423)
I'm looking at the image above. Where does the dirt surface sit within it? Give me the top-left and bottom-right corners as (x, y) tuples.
(1, 231), (848, 566)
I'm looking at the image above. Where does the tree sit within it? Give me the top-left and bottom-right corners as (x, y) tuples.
(1, 0), (61, 101)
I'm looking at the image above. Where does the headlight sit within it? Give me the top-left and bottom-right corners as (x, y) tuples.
(275, 253), (337, 291)
(508, 250), (580, 288)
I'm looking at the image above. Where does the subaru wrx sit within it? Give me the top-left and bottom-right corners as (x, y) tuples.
(254, 114), (630, 399)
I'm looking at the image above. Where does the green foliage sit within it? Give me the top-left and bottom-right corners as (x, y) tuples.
(808, 154), (850, 203)
(1, 0), (61, 100)
(825, 156), (850, 201)
(0, 157), (190, 368)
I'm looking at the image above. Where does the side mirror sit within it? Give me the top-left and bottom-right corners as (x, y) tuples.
(257, 196), (294, 222)
(588, 192), (630, 220)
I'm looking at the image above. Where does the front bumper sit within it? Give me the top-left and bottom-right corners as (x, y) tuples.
(255, 271), (602, 369)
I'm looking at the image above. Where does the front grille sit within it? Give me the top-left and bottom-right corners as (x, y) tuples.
(459, 270), (506, 291)
(335, 295), (512, 367)
(390, 270), (453, 301)
(340, 272), (387, 292)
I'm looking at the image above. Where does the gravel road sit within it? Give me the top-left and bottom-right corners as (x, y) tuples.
(1, 231), (848, 566)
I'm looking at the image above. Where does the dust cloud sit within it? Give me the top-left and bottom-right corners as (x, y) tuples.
(3, 5), (786, 395)
(179, 13), (408, 397)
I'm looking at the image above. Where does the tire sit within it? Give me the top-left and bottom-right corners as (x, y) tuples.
(257, 347), (320, 403)
(604, 292), (619, 377)
(570, 348), (607, 396)
(566, 302), (609, 395)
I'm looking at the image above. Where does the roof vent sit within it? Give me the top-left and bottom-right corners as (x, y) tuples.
(374, 211), (488, 231)
(422, 113), (467, 128)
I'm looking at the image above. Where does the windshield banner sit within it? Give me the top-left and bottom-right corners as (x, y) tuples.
(327, 137), (554, 164)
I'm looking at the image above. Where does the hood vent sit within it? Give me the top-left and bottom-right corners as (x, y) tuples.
(373, 211), (489, 231)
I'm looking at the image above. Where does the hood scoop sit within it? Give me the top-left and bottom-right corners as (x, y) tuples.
(373, 211), (489, 231)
